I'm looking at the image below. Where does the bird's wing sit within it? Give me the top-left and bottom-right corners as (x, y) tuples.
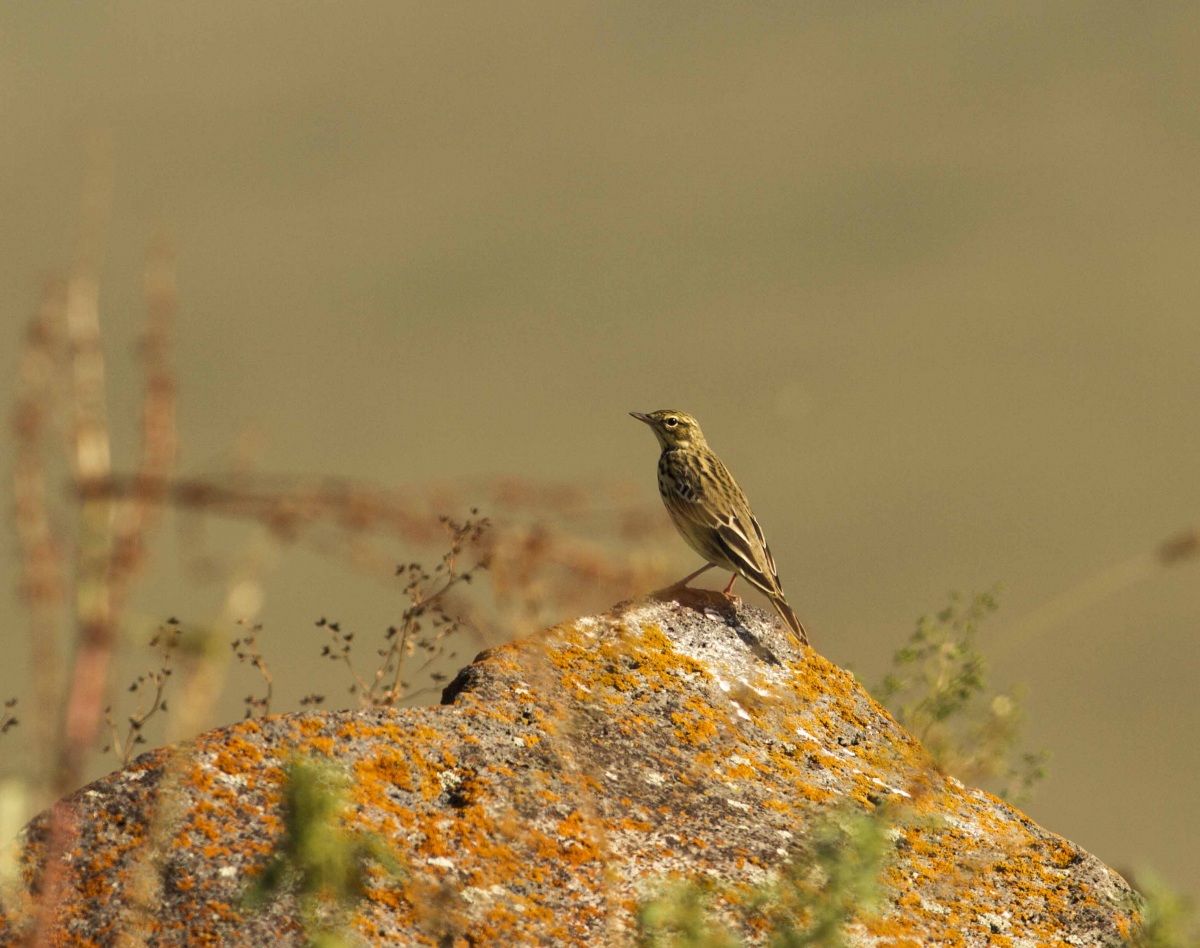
(714, 507), (786, 600)
(666, 486), (785, 600)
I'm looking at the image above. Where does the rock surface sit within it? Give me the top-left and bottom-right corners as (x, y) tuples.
(1, 591), (1138, 946)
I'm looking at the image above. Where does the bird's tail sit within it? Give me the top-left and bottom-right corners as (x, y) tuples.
(770, 596), (809, 647)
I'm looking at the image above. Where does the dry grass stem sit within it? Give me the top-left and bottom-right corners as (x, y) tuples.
(11, 284), (70, 792)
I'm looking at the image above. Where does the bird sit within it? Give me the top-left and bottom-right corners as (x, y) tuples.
(630, 409), (808, 647)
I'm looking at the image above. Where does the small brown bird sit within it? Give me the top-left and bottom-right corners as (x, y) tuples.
(631, 409), (808, 646)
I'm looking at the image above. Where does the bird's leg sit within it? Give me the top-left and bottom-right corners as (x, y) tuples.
(671, 563), (715, 589)
(723, 574), (738, 595)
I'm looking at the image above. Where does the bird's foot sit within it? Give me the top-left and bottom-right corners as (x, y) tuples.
(650, 582), (726, 613)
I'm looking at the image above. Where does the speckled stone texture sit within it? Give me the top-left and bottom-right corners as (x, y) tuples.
(1, 591), (1138, 946)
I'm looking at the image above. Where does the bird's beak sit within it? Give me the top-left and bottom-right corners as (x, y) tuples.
(630, 412), (653, 426)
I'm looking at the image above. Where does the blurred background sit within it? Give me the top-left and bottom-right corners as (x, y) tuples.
(2, 1), (1198, 904)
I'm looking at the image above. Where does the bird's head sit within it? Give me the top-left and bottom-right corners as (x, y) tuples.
(630, 409), (707, 451)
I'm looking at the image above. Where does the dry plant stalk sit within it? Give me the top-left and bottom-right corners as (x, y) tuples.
(59, 243), (178, 797)
(101, 623), (182, 765)
(23, 141), (119, 948)
(233, 621), (274, 719)
(314, 512), (491, 708)
(11, 284), (69, 789)
(996, 523), (1200, 661)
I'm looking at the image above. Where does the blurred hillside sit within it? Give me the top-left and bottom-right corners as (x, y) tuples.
(1, 1), (1197, 903)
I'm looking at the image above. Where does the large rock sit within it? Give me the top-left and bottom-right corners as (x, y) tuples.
(1, 591), (1137, 946)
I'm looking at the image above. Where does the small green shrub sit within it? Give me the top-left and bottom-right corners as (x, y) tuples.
(875, 590), (1048, 802)
(1124, 871), (1200, 948)
(637, 805), (893, 948)
(244, 755), (403, 948)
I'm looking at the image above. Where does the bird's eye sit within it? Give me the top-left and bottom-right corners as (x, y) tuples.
(665, 417), (678, 427)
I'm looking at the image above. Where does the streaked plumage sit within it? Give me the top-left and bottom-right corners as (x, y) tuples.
(631, 409), (808, 647)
